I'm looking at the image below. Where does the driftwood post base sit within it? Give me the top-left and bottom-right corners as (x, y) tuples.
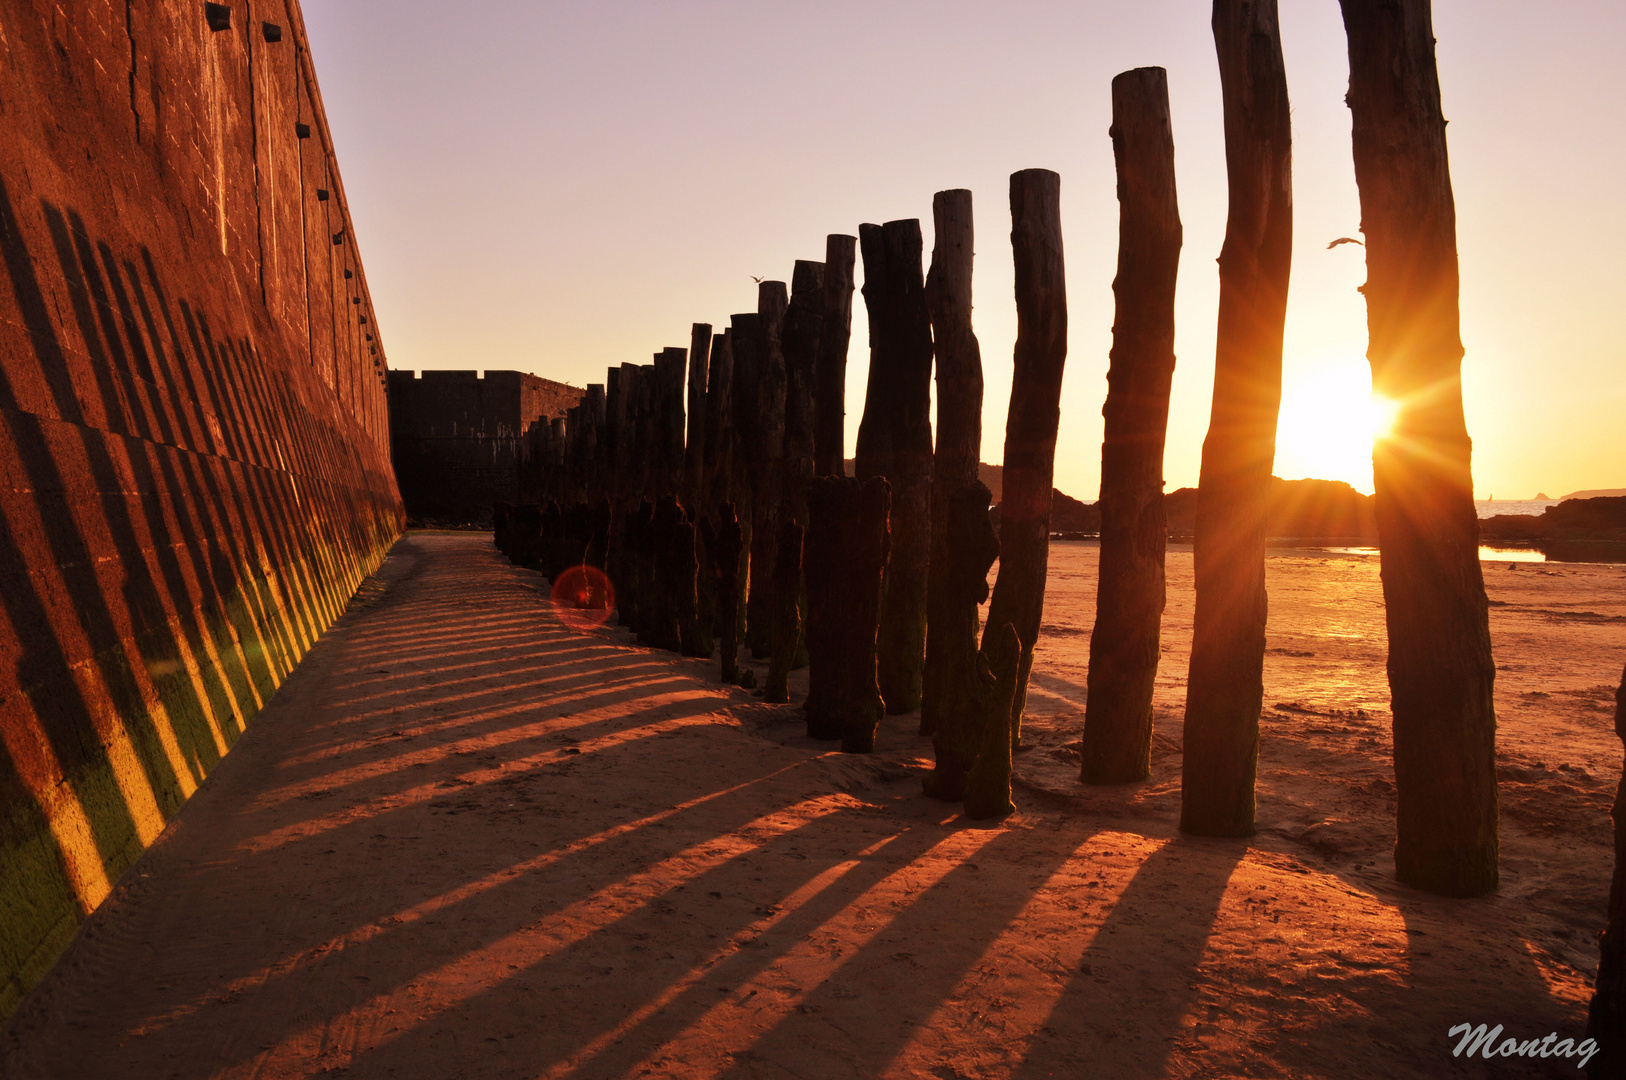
(963, 623), (1021, 821)
(839, 477), (891, 753)
(713, 502), (745, 685)
(1588, 665), (1626, 1076)
(668, 503), (708, 659)
(765, 518), (805, 704)
(923, 482), (1000, 801)
(803, 477), (891, 750)
(803, 480), (844, 739)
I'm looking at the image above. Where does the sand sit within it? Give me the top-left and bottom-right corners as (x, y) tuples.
(3, 531), (1623, 1079)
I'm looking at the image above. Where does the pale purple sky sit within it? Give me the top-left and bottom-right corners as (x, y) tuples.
(304, 0), (1624, 501)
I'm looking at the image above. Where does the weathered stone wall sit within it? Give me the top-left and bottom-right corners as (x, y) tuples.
(0, 0), (402, 1016)
(388, 369), (580, 525)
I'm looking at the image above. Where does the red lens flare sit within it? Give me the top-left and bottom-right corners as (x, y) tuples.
(549, 565), (615, 631)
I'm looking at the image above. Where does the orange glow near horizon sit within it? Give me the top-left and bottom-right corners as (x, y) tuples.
(1273, 359), (1395, 494)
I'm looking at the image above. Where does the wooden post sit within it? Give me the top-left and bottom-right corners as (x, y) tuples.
(764, 517), (805, 704)
(814, 234), (857, 477)
(1587, 666), (1626, 1071)
(550, 418), (568, 506)
(922, 480), (1000, 801)
(983, 169), (1068, 750)
(1179, 6), (1292, 829)
(963, 622), (1021, 821)
(605, 366), (623, 492)
(1079, 68), (1184, 785)
(855, 219), (934, 715)
(841, 477), (892, 752)
(564, 406), (582, 504)
(803, 476), (843, 738)
(685, 323), (711, 504)
(614, 362), (640, 505)
(698, 330), (733, 644)
(703, 329), (734, 515)
(654, 347), (688, 497)
(922, 189), (984, 738)
(782, 259), (825, 521)
(648, 495), (688, 652)
(747, 282), (789, 658)
(584, 383), (607, 499)
(493, 501), (512, 555)
(1341, 0), (1498, 896)
(713, 501), (746, 685)
(803, 475), (890, 749)
(728, 314), (763, 653)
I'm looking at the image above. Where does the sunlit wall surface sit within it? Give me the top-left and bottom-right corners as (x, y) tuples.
(0, 0), (402, 1015)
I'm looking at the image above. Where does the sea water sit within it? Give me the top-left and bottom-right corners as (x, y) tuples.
(1476, 499), (1560, 519)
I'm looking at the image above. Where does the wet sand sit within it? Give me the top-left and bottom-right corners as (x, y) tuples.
(3, 532), (1622, 1078)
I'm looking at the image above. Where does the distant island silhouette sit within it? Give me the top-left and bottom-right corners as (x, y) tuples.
(844, 459), (1624, 554)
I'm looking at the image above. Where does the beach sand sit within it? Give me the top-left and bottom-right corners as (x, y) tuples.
(4, 532), (1622, 1078)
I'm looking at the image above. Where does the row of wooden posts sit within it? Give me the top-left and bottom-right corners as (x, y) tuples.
(505, 0), (1510, 908)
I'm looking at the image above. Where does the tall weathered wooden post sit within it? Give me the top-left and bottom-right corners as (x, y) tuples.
(855, 219), (934, 715)
(983, 169), (1067, 750)
(685, 323), (711, 503)
(655, 346), (688, 498)
(963, 621), (1022, 821)
(703, 329), (734, 515)
(922, 190), (984, 739)
(729, 313), (765, 654)
(1180, 2), (1293, 831)
(1587, 666), (1626, 1074)
(1079, 68), (1184, 784)
(746, 283), (789, 658)
(713, 501), (746, 685)
(782, 259), (825, 521)
(610, 361), (642, 622)
(583, 383), (607, 499)
(1341, 0), (1498, 896)
(814, 235), (857, 478)
(922, 480), (1001, 801)
(803, 475), (891, 749)
(764, 517), (805, 704)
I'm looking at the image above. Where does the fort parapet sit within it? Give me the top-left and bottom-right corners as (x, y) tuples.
(387, 370), (581, 525)
(0, 0), (401, 1014)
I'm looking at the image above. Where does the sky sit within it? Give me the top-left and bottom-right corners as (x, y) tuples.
(303, 0), (1624, 502)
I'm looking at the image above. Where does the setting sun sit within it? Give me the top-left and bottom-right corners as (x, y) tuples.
(1273, 358), (1394, 493)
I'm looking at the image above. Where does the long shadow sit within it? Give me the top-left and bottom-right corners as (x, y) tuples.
(275, 668), (709, 769)
(96, 237), (299, 685)
(315, 642), (669, 712)
(123, 739), (835, 1072)
(244, 686), (724, 832)
(556, 818), (962, 1078)
(121, 255), (324, 658)
(1026, 670), (1089, 707)
(331, 805), (952, 1079)
(0, 168), (402, 1013)
(0, 175), (170, 874)
(1256, 888), (1588, 1076)
(314, 642), (655, 702)
(48, 206), (253, 760)
(705, 820), (1096, 1080)
(309, 663), (695, 741)
(1015, 836), (1246, 1078)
